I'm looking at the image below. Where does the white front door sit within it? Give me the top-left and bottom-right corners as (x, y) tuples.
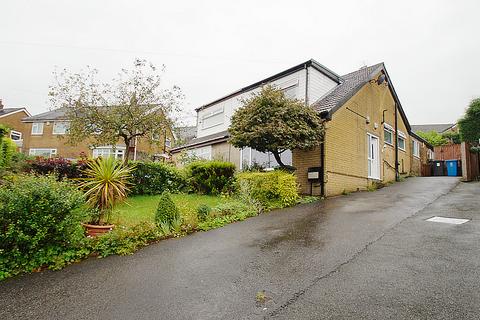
(368, 134), (380, 179)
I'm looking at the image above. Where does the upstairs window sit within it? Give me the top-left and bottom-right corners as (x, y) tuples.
(397, 130), (406, 151)
(10, 130), (22, 141)
(53, 121), (70, 134)
(201, 107), (224, 129)
(384, 123), (394, 145)
(31, 122), (44, 135)
(413, 139), (420, 158)
(165, 138), (171, 148)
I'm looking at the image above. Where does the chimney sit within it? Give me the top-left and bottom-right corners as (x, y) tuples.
(0, 99), (3, 110)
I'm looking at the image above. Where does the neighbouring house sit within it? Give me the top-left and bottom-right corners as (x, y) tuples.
(0, 99), (31, 152)
(21, 108), (174, 160)
(171, 59), (433, 196)
(411, 123), (457, 134)
(174, 126), (197, 146)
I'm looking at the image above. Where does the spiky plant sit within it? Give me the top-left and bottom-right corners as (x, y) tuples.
(80, 156), (133, 224)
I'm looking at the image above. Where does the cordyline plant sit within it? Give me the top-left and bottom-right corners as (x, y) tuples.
(229, 85), (324, 169)
(79, 157), (133, 225)
(49, 59), (184, 164)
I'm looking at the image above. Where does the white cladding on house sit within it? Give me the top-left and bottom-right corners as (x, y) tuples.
(196, 66), (337, 138)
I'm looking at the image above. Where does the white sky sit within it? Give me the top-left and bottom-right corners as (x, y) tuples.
(1, 0), (479, 126)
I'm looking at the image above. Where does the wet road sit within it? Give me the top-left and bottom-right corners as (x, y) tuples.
(2, 177), (475, 320)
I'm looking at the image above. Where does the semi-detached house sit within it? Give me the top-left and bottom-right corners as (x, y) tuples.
(173, 60), (433, 196)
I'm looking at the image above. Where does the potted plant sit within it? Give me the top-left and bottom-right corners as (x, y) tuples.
(79, 156), (133, 236)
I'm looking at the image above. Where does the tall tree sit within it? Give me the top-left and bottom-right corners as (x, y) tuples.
(416, 131), (448, 147)
(49, 59), (183, 163)
(458, 98), (480, 144)
(229, 85), (324, 169)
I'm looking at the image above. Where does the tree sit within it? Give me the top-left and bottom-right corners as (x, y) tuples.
(416, 131), (448, 147)
(229, 85), (324, 169)
(458, 98), (480, 144)
(49, 59), (183, 163)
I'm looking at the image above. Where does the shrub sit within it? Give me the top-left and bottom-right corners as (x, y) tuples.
(29, 157), (88, 181)
(187, 160), (236, 195)
(79, 157), (133, 224)
(211, 201), (257, 218)
(0, 137), (17, 168)
(236, 171), (299, 209)
(196, 204), (211, 222)
(0, 175), (88, 279)
(155, 192), (180, 226)
(130, 161), (186, 195)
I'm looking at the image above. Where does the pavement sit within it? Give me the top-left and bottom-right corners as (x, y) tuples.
(1, 177), (478, 320)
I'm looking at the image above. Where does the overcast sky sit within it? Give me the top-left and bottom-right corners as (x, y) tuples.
(1, 0), (479, 126)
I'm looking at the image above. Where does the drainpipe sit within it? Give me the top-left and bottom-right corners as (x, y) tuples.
(394, 102), (399, 181)
(320, 140), (325, 197)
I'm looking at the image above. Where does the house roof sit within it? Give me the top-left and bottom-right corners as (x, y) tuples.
(171, 130), (229, 153)
(195, 59), (341, 112)
(410, 124), (455, 134)
(312, 63), (384, 113)
(23, 108), (67, 122)
(0, 107), (31, 118)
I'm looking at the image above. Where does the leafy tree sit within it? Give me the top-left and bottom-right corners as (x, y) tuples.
(49, 59), (183, 163)
(0, 124), (18, 168)
(416, 130), (448, 147)
(441, 131), (461, 144)
(229, 85), (324, 168)
(458, 98), (480, 144)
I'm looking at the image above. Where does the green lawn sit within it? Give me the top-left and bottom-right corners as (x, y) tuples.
(113, 193), (234, 227)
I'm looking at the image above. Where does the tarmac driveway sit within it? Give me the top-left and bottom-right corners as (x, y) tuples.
(2, 177), (476, 320)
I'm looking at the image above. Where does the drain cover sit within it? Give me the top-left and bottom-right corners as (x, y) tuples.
(426, 216), (470, 225)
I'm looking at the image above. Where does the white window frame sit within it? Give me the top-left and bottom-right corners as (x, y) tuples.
(52, 121), (69, 135)
(412, 139), (420, 158)
(10, 130), (22, 141)
(165, 137), (171, 148)
(397, 130), (406, 151)
(92, 146), (126, 160)
(383, 123), (394, 146)
(201, 107), (224, 129)
(239, 147), (292, 170)
(29, 148), (57, 158)
(31, 122), (44, 135)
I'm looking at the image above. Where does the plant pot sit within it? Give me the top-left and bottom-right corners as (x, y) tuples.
(82, 223), (115, 237)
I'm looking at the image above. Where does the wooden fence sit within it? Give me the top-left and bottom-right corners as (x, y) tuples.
(434, 144), (462, 160)
(461, 142), (480, 181)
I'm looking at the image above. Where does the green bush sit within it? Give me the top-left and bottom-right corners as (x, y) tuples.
(236, 171), (299, 209)
(155, 192), (180, 226)
(130, 161), (186, 195)
(196, 204), (211, 222)
(0, 175), (88, 279)
(211, 201), (257, 218)
(187, 160), (236, 195)
(0, 137), (17, 168)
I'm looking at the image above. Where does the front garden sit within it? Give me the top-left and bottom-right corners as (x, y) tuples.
(0, 148), (317, 281)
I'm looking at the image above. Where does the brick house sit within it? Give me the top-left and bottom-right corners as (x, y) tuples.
(21, 108), (174, 160)
(170, 59), (433, 196)
(0, 99), (31, 152)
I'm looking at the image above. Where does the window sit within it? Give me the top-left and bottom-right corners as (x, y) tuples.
(10, 130), (22, 141)
(53, 121), (69, 134)
(397, 130), (406, 151)
(31, 122), (44, 135)
(383, 123), (394, 145)
(240, 147), (292, 170)
(188, 146), (211, 160)
(201, 107), (224, 129)
(282, 84), (298, 99)
(29, 148), (57, 157)
(412, 139), (420, 158)
(92, 147), (125, 160)
(165, 138), (171, 148)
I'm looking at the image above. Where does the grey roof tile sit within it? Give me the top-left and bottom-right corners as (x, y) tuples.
(23, 108), (67, 122)
(411, 124), (455, 134)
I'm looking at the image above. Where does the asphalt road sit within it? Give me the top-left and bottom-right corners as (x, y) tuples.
(2, 177), (477, 320)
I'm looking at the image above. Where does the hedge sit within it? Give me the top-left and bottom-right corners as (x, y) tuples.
(236, 170), (299, 209)
(129, 161), (186, 195)
(186, 160), (236, 195)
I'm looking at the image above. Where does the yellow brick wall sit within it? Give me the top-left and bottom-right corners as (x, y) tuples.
(292, 146), (322, 195)
(294, 72), (417, 196)
(0, 110), (30, 152)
